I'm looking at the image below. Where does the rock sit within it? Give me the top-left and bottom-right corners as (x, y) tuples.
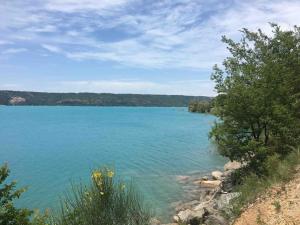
(190, 209), (206, 225)
(174, 208), (205, 225)
(212, 171), (223, 180)
(199, 189), (213, 202)
(224, 161), (242, 171)
(175, 209), (193, 222)
(215, 192), (240, 209)
(199, 180), (222, 188)
(150, 218), (161, 225)
(205, 214), (228, 225)
(176, 175), (190, 184)
(175, 200), (200, 211)
(202, 176), (209, 181)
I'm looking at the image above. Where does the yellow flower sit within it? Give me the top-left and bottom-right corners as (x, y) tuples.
(107, 170), (114, 178)
(121, 184), (126, 190)
(92, 171), (102, 180)
(100, 192), (104, 195)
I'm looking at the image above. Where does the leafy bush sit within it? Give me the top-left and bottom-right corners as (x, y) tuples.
(0, 164), (48, 225)
(54, 167), (152, 225)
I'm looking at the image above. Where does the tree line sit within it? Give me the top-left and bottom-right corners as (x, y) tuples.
(0, 91), (210, 107)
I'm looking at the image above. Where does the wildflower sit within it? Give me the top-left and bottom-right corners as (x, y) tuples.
(92, 170), (102, 180)
(100, 192), (104, 195)
(107, 170), (114, 178)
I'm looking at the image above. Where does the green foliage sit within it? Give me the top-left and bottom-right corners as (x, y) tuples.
(0, 90), (210, 107)
(0, 163), (32, 225)
(210, 24), (300, 165)
(0, 163), (48, 225)
(54, 167), (152, 225)
(0, 164), (152, 225)
(188, 100), (212, 113)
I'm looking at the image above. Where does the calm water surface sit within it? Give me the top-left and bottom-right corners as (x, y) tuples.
(0, 106), (226, 221)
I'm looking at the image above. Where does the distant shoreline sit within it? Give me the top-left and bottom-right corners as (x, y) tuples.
(0, 90), (212, 107)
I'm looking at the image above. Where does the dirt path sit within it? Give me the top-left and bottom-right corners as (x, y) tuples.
(233, 167), (300, 225)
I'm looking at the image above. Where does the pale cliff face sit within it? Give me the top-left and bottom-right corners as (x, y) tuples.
(9, 96), (26, 105)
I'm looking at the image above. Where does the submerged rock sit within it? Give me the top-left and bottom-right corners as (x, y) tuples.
(150, 218), (161, 225)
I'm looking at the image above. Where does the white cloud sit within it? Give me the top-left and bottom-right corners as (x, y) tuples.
(25, 25), (57, 33)
(44, 0), (131, 13)
(0, 40), (13, 45)
(51, 79), (215, 96)
(1, 0), (300, 70)
(41, 44), (63, 53)
(2, 48), (28, 54)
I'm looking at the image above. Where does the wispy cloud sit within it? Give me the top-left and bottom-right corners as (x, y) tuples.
(0, 40), (13, 45)
(46, 79), (216, 96)
(41, 44), (63, 53)
(44, 0), (131, 13)
(2, 48), (28, 54)
(1, 0), (300, 69)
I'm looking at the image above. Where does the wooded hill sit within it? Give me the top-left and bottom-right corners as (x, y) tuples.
(0, 90), (211, 107)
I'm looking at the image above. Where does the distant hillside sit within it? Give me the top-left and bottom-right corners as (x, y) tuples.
(0, 90), (211, 107)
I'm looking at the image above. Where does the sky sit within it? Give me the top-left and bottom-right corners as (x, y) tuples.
(0, 0), (300, 96)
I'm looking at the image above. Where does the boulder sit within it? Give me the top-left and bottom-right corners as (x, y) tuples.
(189, 209), (206, 225)
(174, 209), (193, 222)
(205, 214), (228, 225)
(175, 200), (200, 211)
(202, 175), (209, 181)
(150, 218), (161, 225)
(224, 161), (242, 171)
(174, 208), (205, 225)
(215, 192), (240, 209)
(211, 171), (223, 180)
(199, 180), (222, 188)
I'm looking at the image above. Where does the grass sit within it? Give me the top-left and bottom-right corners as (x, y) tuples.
(228, 148), (300, 218)
(52, 167), (153, 225)
(272, 201), (281, 213)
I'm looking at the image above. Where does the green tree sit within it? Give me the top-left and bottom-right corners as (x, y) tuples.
(0, 164), (48, 225)
(0, 163), (33, 225)
(210, 24), (300, 167)
(188, 101), (212, 113)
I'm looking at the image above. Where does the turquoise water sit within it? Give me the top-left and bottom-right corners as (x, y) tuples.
(0, 106), (225, 221)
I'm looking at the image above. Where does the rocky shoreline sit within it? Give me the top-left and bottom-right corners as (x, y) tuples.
(151, 161), (242, 225)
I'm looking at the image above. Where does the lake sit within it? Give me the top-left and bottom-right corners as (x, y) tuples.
(0, 106), (226, 221)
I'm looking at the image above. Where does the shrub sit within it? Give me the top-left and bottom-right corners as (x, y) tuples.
(0, 163), (48, 225)
(54, 167), (152, 225)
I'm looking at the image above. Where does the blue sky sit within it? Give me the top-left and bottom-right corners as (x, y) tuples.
(0, 0), (300, 96)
